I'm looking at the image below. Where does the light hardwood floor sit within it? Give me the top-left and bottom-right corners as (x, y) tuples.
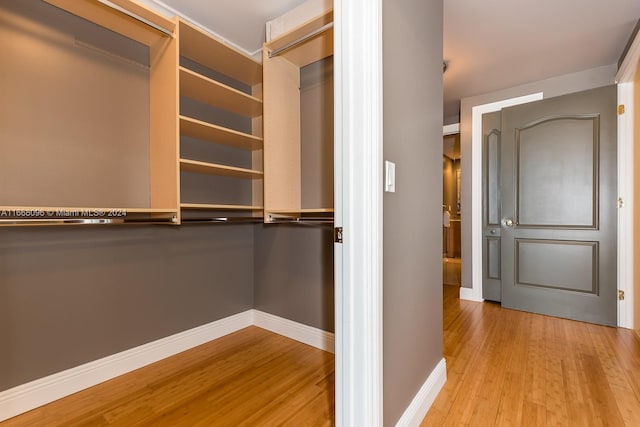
(422, 284), (640, 426)
(4, 287), (640, 426)
(0, 327), (334, 426)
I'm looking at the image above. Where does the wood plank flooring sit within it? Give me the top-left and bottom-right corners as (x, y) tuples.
(3, 286), (640, 426)
(0, 327), (334, 426)
(422, 284), (640, 426)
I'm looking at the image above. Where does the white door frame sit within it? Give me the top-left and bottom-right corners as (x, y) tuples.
(463, 93), (544, 302)
(334, 0), (384, 425)
(615, 28), (639, 328)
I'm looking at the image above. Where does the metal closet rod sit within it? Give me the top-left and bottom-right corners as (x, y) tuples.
(268, 22), (333, 58)
(96, 0), (174, 37)
(0, 217), (177, 226)
(181, 217), (264, 224)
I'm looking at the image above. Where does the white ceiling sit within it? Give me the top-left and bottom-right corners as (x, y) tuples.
(444, 0), (640, 120)
(144, 1), (640, 120)
(146, 0), (308, 55)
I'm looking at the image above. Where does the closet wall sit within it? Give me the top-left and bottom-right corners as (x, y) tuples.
(255, 21), (334, 332)
(0, 0), (333, 393)
(0, 225), (254, 391)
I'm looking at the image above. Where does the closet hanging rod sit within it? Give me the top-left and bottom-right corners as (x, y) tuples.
(96, 0), (174, 37)
(268, 22), (333, 58)
(181, 217), (264, 224)
(0, 217), (177, 227)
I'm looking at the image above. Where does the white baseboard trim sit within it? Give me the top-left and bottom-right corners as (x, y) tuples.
(395, 358), (447, 427)
(0, 310), (336, 422)
(459, 286), (484, 302)
(252, 310), (335, 353)
(0, 310), (253, 422)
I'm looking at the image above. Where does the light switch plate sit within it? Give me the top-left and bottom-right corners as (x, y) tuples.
(385, 160), (396, 192)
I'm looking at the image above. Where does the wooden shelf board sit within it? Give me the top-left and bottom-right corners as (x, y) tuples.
(180, 67), (262, 118)
(267, 208), (334, 214)
(181, 203), (263, 211)
(180, 159), (263, 179)
(180, 116), (262, 150)
(44, 0), (168, 47)
(178, 20), (262, 86)
(0, 206), (176, 213)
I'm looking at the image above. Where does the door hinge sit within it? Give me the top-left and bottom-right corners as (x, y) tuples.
(618, 104), (625, 115)
(618, 290), (625, 301)
(334, 227), (343, 243)
(617, 197), (624, 208)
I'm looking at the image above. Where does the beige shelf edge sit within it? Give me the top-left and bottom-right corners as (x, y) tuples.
(264, 8), (333, 68)
(178, 20), (261, 86)
(180, 67), (262, 118)
(267, 208), (334, 214)
(179, 159), (263, 179)
(0, 206), (177, 213)
(179, 115), (263, 150)
(181, 203), (263, 210)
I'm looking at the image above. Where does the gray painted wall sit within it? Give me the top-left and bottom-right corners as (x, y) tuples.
(253, 226), (334, 332)
(382, 0), (444, 425)
(253, 57), (335, 332)
(459, 64), (617, 289)
(0, 225), (254, 391)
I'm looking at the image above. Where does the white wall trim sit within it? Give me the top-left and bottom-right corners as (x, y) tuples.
(443, 123), (460, 136)
(465, 93), (544, 303)
(616, 30), (640, 84)
(394, 358), (447, 427)
(0, 310), (337, 422)
(0, 310), (253, 422)
(335, 0), (384, 425)
(252, 310), (335, 353)
(459, 286), (483, 302)
(617, 82), (635, 329)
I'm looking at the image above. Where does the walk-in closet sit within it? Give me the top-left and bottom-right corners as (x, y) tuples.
(0, 0), (335, 423)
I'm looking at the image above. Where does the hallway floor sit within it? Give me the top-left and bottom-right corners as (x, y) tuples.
(422, 284), (640, 426)
(443, 257), (461, 286)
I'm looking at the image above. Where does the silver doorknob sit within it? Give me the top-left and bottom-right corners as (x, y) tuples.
(503, 218), (514, 227)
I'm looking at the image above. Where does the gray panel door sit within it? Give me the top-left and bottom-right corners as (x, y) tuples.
(482, 111), (502, 301)
(500, 85), (617, 326)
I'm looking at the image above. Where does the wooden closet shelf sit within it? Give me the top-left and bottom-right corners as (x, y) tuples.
(179, 159), (263, 179)
(180, 67), (262, 118)
(265, 208), (334, 223)
(180, 203), (263, 211)
(0, 206), (177, 218)
(268, 208), (334, 214)
(179, 116), (263, 150)
(179, 20), (262, 86)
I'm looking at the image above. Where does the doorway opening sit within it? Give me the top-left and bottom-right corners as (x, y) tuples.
(443, 132), (461, 287)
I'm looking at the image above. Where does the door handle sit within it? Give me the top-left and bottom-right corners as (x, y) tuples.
(503, 218), (514, 227)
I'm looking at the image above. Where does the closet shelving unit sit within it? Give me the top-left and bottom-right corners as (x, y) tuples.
(177, 20), (264, 220)
(262, 9), (334, 223)
(0, 0), (180, 226)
